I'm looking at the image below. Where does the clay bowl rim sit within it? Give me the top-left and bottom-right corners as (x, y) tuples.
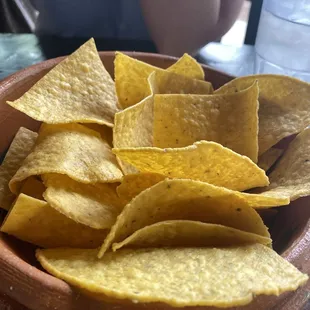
(0, 51), (309, 310)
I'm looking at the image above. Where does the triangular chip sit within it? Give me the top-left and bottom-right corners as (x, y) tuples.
(113, 141), (269, 191)
(258, 147), (284, 171)
(112, 220), (272, 251)
(153, 82), (259, 162)
(99, 179), (269, 257)
(10, 123), (123, 194)
(7, 38), (119, 127)
(0, 127), (37, 210)
(115, 52), (206, 108)
(43, 174), (124, 229)
(167, 53), (205, 80)
(37, 245), (308, 308)
(1, 194), (107, 248)
(254, 128), (310, 201)
(215, 74), (310, 154)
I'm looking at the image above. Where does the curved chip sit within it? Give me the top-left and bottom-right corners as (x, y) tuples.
(258, 148), (284, 171)
(43, 174), (124, 229)
(115, 52), (206, 108)
(112, 220), (272, 251)
(37, 245), (308, 308)
(116, 173), (288, 207)
(116, 173), (166, 202)
(113, 141), (269, 191)
(99, 179), (269, 257)
(254, 128), (310, 202)
(7, 38), (119, 127)
(10, 123), (123, 194)
(153, 82), (259, 162)
(1, 194), (107, 248)
(215, 74), (310, 155)
(0, 127), (38, 210)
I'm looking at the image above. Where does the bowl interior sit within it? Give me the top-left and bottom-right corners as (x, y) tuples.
(0, 52), (309, 310)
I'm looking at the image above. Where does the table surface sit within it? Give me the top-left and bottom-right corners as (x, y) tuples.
(0, 33), (256, 310)
(0, 33), (255, 81)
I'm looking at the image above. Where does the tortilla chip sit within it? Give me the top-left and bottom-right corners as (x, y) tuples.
(258, 148), (284, 171)
(113, 95), (153, 174)
(112, 220), (271, 251)
(215, 75), (310, 155)
(167, 53), (205, 80)
(115, 52), (206, 108)
(153, 82), (259, 162)
(113, 96), (153, 149)
(99, 179), (269, 257)
(7, 39), (118, 127)
(37, 245), (308, 307)
(0, 127), (38, 210)
(113, 141), (269, 191)
(117, 173), (287, 208)
(20, 176), (45, 200)
(10, 123), (122, 194)
(0, 194), (107, 248)
(117, 173), (166, 202)
(254, 128), (310, 201)
(84, 124), (113, 146)
(149, 70), (212, 95)
(42, 174), (124, 229)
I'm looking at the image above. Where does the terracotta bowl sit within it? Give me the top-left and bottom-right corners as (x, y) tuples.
(0, 52), (309, 310)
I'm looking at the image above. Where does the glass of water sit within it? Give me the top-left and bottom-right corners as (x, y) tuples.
(254, 0), (310, 82)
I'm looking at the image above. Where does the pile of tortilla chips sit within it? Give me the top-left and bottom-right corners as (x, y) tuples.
(0, 38), (309, 308)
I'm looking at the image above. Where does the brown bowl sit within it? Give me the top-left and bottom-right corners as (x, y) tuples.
(0, 52), (309, 310)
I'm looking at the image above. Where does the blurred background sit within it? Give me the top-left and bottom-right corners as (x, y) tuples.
(0, 0), (264, 79)
(2, 0), (310, 81)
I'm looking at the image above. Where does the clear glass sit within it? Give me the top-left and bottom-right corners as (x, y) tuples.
(254, 0), (310, 81)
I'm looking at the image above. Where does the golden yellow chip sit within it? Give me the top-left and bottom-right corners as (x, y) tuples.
(10, 123), (123, 194)
(113, 95), (154, 174)
(20, 176), (45, 200)
(113, 141), (269, 191)
(43, 174), (124, 229)
(84, 124), (113, 147)
(118, 173), (287, 207)
(167, 53), (205, 80)
(254, 128), (310, 201)
(117, 173), (166, 202)
(115, 52), (206, 108)
(258, 148), (284, 171)
(7, 39), (119, 127)
(1, 194), (107, 248)
(112, 220), (271, 251)
(149, 70), (212, 95)
(215, 75), (310, 155)
(153, 82), (259, 162)
(99, 179), (270, 257)
(37, 245), (308, 308)
(113, 69), (213, 173)
(0, 127), (38, 210)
